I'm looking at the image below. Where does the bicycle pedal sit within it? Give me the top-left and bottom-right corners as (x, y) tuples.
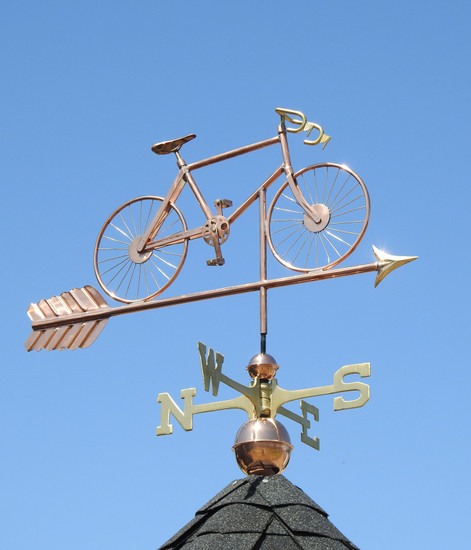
(207, 258), (225, 266)
(214, 199), (233, 209)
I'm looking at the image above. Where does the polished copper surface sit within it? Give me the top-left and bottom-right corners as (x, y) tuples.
(247, 352), (279, 380)
(233, 418), (293, 476)
(26, 108), (417, 351)
(27, 257), (391, 337)
(94, 109), (358, 304)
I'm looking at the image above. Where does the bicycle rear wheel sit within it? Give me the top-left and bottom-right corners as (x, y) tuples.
(94, 196), (188, 303)
(267, 163), (369, 271)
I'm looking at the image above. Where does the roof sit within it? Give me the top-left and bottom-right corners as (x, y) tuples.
(158, 474), (360, 550)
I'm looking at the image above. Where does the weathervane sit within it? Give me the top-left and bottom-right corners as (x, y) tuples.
(25, 108), (416, 474)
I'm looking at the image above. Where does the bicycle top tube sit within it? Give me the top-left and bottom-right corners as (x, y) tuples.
(187, 135), (280, 171)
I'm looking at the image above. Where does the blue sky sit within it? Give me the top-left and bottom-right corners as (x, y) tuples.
(2, 2), (470, 549)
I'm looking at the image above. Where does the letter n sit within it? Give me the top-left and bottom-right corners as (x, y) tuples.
(156, 388), (196, 435)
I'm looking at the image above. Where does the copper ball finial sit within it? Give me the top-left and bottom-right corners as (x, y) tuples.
(232, 417), (293, 476)
(246, 353), (279, 380)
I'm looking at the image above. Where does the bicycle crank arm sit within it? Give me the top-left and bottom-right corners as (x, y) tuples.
(144, 227), (203, 250)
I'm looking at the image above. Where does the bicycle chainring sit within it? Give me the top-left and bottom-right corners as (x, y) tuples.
(202, 215), (230, 246)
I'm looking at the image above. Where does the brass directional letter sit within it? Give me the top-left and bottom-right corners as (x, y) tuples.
(300, 400), (320, 450)
(332, 363), (370, 411)
(157, 388), (197, 435)
(198, 342), (224, 396)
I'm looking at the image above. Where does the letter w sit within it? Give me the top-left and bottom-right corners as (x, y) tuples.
(198, 341), (223, 396)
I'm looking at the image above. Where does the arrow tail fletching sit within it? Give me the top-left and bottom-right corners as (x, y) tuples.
(25, 286), (109, 352)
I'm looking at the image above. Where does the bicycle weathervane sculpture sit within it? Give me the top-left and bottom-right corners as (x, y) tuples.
(25, 108), (416, 474)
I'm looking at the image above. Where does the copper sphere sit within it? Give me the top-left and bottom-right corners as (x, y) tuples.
(246, 353), (279, 380)
(232, 418), (293, 476)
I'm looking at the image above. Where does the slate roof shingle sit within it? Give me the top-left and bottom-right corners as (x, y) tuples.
(158, 474), (360, 550)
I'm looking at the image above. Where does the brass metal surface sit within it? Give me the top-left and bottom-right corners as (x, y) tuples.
(373, 245), (418, 287)
(155, 343), (370, 451)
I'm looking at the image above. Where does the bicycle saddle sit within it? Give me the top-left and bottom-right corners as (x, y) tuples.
(151, 134), (196, 155)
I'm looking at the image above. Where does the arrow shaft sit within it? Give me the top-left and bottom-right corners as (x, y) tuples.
(32, 261), (379, 330)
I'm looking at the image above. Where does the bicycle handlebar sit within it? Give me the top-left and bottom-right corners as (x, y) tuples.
(275, 107), (331, 149)
(275, 107), (307, 133)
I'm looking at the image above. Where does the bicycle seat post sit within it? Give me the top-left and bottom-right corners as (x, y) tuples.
(174, 150), (186, 169)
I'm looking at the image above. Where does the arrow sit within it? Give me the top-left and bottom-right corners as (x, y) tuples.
(25, 247), (417, 351)
(373, 245), (418, 287)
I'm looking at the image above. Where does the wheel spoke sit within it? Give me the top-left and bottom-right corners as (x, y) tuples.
(280, 228), (308, 259)
(304, 232), (315, 269)
(110, 260), (133, 290)
(156, 248), (186, 256)
(330, 204), (366, 217)
(322, 165), (328, 203)
(268, 163), (369, 272)
(329, 183), (361, 212)
(301, 173), (315, 205)
(139, 200), (143, 234)
(95, 197), (188, 303)
(152, 252), (178, 270)
(100, 257), (129, 277)
(318, 233), (331, 264)
(97, 254), (128, 264)
(145, 262), (161, 290)
(124, 264), (137, 299)
(103, 235), (131, 246)
(128, 204), (138, 238)
(144, 200), (155, 231)
(281, 193), (299, 204)
(149, 258), (171, 280)
(327, 173), (351, 210)
(325, 230), (352, 248)
(110, 222), (133, 241)
(324, 167), (341, 207)
(270, 221), (304, 235)
(158, 216), (181, 236)
(134, 265), (141, 300)
(322, 232), (342, 258)
(274, 206), (304, 214)
(274, 224), (304, 249)
(330, 220), (364, 225)
(292, 231), (311, 264)
(327, 227), (360, 236)
(118, 212), (135, 240)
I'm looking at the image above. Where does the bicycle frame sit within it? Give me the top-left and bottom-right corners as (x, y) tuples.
(136, 123), (314, 253)
(93, 108), (371, 310)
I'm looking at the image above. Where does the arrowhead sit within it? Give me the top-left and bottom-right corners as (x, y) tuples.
(372, 245), (418, 287)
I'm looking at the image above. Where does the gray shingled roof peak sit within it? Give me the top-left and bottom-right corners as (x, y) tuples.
(158, 474), (360, 550)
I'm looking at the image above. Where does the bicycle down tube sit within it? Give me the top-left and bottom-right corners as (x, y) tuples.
(137, 134), (281, 253)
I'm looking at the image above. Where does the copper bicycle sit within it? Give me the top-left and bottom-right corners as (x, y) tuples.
(94, 108), (370, 303)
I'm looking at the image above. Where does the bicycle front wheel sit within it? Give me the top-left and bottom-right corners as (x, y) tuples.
(267, 163), (369, 271)
(94, 196), (188, 303)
